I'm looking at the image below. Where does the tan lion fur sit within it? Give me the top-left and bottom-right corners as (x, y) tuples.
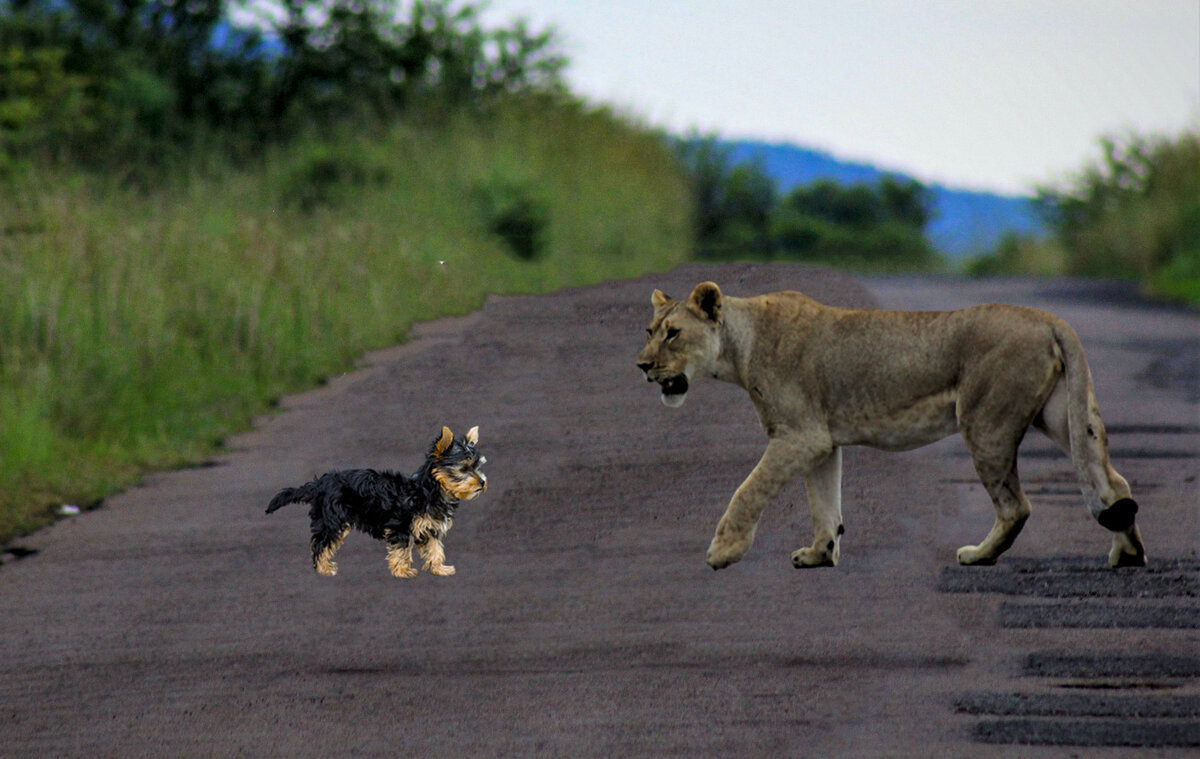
(636, 281), (1147, 570)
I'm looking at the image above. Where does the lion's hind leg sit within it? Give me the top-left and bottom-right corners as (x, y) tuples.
(1034, 381), (1146, 567)
(957, 417), (1033, 566)
(956, 460), (1030, 566)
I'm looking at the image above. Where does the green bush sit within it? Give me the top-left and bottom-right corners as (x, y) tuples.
(474, 176), (549, 260)
(279, 141), (394, 210)
(1036, 130), (1200, 301)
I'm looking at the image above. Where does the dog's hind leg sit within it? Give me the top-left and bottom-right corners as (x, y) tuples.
(311, 525), (350, 576)
(385, 532), (419, 578)
(418, 536), (455, 576)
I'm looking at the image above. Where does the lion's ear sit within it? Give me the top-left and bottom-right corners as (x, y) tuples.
(651, 289), (671, 308)
(433, 426), (454, 457)
(688, 281), (722, 323)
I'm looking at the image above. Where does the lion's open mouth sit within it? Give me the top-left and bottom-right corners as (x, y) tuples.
(657, 374), (689, 407)
(659, 374), (689, 396)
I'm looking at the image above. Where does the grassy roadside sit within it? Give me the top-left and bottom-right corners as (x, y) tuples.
(0, 99), (691, 543)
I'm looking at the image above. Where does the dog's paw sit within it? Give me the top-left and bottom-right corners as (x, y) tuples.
(430, 564), (456, 576)
(315, 562), (338, 577)
(390, 566), (419, 579)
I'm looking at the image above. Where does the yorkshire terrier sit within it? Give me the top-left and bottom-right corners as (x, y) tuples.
(266, 426), (487, 578)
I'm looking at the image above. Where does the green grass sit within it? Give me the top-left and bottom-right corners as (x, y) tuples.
(0, 98), (691, 542)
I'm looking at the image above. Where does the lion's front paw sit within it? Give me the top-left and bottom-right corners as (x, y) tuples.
(791, 547), (835, 568)
(706, 534), (751, 570)
(956, 545), (997, 566)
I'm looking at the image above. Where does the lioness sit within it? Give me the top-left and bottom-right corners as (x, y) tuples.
(636, 281), (1147, 570)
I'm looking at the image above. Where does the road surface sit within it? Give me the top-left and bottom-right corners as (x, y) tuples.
(3, 263), (1197, 757)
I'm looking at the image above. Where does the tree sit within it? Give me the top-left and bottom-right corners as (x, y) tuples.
(263, 0), (565, 121)
(672, 136), (778, 258)
(0, 0), (567, 165)
(674, 137), (938, 267)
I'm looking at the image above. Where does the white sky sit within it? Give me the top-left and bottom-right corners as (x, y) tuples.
(480, 0), (1200, 195)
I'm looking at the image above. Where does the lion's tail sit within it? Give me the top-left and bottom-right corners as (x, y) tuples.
(1051, 322), (1136, 530)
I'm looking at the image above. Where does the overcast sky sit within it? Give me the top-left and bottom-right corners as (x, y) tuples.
(479, 0), (1199, 196)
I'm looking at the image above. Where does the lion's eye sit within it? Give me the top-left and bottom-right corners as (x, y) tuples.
(666, 327), (680, 341)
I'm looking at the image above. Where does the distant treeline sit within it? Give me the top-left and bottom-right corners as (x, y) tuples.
(971, 130), (1200, 303)
(0, 0), (565, 169)
(675, 138), (942, 271)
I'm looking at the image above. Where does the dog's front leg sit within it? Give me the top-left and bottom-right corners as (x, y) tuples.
(418, 536), (455, 576)
(706, 436), (811, 570)
(385, 534), (419, 578)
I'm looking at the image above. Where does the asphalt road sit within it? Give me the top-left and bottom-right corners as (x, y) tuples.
(2, 263), (1197, 757)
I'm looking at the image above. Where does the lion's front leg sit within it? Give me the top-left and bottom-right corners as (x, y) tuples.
(707, 437), (810, 570)
(792, 446), (843, 568)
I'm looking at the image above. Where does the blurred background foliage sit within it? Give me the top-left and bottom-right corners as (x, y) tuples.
(0, 0), (686, 540)
(674, 137), (941, 271)
(0, 0), (1195, 542)
(968, 130), (1200, 302)
(0, 0), (566, 170)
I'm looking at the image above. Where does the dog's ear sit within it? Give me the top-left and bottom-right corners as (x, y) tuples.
(465, 426), (479, 445)
(433, 426), (454, 457)
(651, 289), (671, 308)
(687, 281), (722, 323)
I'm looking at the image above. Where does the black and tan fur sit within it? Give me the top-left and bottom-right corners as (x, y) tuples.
(266, 426), (487, 577)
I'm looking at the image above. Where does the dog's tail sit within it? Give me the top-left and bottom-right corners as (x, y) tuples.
(266, 483), (316, 515)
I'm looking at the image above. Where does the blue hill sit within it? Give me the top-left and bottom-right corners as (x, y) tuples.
(725, 140), (1044, 258)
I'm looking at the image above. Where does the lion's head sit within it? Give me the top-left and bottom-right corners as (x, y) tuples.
(636, 281), (723, 407)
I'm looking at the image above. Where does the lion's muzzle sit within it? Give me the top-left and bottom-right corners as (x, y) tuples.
(638, 359), (689, 407)
(655, 373), (689, 407)
(659, 374), (688, 397)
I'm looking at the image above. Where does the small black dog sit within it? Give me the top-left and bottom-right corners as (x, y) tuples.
(266, 426), (487, 578)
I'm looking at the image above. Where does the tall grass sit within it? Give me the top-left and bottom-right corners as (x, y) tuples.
(0, 98), (691, 541)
